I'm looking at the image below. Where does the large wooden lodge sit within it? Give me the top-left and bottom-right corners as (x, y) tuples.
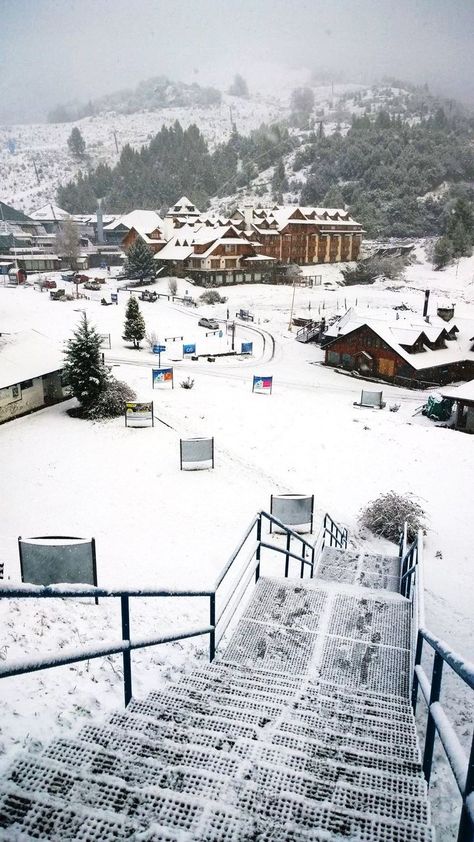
(105, 197), (363, 284)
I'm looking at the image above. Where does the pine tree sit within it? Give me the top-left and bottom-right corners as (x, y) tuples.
(123, 297), (146, 349)
(433, 236), (454, 270)
(323, 185), (345, 209)
(63, 314), (108, 413)
(125, 238), (155, 279)
(67, 127), (86, 158)
(450, 221), (471, 257)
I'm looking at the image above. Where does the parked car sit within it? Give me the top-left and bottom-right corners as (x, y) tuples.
(198, 317), (219, 330)
(35, 278), (57, 289)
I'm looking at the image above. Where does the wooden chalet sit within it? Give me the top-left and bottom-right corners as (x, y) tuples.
(323, 309), (474, 387)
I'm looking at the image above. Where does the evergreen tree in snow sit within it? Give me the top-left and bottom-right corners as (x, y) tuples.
(63, 313), (108, 413)
(433, 236), (454, 270)
(123, 297), (146, 349)
(67, 127), (86, 158)
(125, 238), (155, 278)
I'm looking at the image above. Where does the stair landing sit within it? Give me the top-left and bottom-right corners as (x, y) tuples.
(317, 545), (402, 592)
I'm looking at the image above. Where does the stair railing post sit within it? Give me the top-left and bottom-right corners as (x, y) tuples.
(423, 650), (444, 784)
(285, 532), (291, 578)
(457, 730), (474, 842)
(412, 630), (423, 713)
(121, 594), (132, 707)
(300, 544), (305, 579)
(209, 593), (216, 662)
(255, 516), (262, 582)
(311, 543), (315, 578)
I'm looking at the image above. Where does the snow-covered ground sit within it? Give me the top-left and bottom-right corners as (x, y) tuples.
(0, 249), (473, 839)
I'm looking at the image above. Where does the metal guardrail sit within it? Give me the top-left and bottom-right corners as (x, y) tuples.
(322, 513), (348, 550)
(0, 509), (327, 708)
(412, 627), (474, 842)
(404, 526), (473, 841)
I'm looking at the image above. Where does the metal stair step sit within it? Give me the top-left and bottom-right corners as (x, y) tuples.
(79, 720), (248, 759)
(127, 696), (275, 732)
(6, 753), (431, 829)
(144, 684), (285, 718)
(298, 684), (413, 720)
(177, 671), (298, 704)
(1, 756), (433, 842)
(271, 727), (421, 769)
(317, 546), (402, 593)
(0, 781), (179, 841)
(232, 739), (427, 797)
(43, 735), (241, 783)
(280, 707), (419, 748)
(234, 784), (433, 842)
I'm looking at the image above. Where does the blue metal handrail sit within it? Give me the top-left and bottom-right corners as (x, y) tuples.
(0, 508), (324, 709)
(412, 626), (474, 842)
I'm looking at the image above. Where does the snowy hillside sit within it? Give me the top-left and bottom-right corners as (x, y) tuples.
(0, 80), (389, 215)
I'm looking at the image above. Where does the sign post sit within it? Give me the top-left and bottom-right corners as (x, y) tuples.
(152, 344), (166, 366)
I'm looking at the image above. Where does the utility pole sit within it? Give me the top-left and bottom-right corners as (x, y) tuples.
(113, 130), (119, 155)
(32, 159), (41, 186)
(288, 273), (297, 331)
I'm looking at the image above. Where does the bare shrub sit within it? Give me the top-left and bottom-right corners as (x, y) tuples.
(180, 377), (195, 389)
(359, 491), (426, 543)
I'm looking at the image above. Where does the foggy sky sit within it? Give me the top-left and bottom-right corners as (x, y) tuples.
(1, 0), (474, 123)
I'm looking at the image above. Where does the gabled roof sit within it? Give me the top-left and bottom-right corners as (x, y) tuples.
(0, 201), (32, 224)
(30, 204), (71, 221)
(104, 210), (162, 235)
(168, 196), (200, 215)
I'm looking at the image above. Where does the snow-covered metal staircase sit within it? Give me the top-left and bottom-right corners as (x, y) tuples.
(0, 541), (435, 841)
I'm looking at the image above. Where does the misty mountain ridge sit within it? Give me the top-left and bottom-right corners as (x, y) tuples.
(46, 76), (224, 123)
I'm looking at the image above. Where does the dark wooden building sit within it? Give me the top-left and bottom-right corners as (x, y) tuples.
(324, 322), (474, 387)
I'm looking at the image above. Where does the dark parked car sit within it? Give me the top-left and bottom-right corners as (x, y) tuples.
(198, 317), (219, 330)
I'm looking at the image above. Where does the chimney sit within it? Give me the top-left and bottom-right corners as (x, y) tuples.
(163, 217), (174, 241)
(423, 289), (430, 320)
(244, 205), (254, 232)
(96, 199), (104, 245)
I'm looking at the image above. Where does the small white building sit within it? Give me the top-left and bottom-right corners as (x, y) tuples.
(0, 330), (67, 424)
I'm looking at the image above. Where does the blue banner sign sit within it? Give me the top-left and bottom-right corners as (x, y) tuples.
(253, 375), (273, 394)
(183, 344), (196, 355)
(152, 368), (173, 387)
(241, 342), (253, 354)
(153, 345), (166, 354)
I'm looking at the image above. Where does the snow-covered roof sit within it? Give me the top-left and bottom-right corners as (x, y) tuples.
(30, 204), (70, 221)
(168, 196), (200, 215)
(0, 330), (64, 388)
(325, 308), (474, 372)
(440, 379), (474, 402)
(104, 210), (162, 235)
(154, 242), (194, 261)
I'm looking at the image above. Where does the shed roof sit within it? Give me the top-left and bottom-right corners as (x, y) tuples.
(440, 380), (474, 402)
(0, 330), (63, 388)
